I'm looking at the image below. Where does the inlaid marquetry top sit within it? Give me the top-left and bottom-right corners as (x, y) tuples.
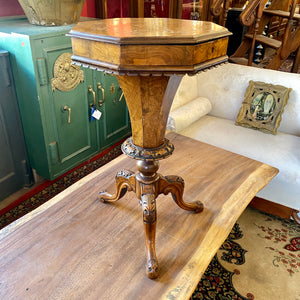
(69, 18), (230, 44)
(68, 18), (232, 75)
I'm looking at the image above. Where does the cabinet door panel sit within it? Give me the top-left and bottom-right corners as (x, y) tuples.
(0, 109), (17, 197)
(0, 52), (32, 200)
(41, 44), (98, 173)
(96, 72), (131, 148)
(53, 89), (93, 162)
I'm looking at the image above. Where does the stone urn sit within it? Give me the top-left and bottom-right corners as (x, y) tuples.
(17, 0), (85, 26)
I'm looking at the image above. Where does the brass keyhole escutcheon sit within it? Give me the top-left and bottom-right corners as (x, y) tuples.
(110, 83), (115, 94)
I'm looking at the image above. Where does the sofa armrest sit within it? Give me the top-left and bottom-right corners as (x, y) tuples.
(167, 97), (212, 132)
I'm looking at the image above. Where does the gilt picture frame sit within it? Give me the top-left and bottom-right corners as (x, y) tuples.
(235, 81), (291, 134)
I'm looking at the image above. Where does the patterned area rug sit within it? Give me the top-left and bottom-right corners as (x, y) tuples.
(192, 207), (300, 300)
(0, 147), (299, 298)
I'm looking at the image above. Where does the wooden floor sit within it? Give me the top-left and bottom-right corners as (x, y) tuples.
(0, 133), (278, 300)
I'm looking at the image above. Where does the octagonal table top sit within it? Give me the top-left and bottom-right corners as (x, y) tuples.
(68, 18), (232, 75)
(69, 18), (230, 44)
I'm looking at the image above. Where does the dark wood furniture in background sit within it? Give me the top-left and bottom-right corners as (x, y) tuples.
(0, 133), (278, 299)
(95, 0), (214, 21)
(229, 0), (300, 72)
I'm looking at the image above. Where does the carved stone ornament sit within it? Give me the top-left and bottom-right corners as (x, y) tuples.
(51, 52), (84, 92)
(121, 138), (174, 161)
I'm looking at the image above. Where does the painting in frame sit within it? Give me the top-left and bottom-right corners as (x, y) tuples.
(235, 81), (291, 134)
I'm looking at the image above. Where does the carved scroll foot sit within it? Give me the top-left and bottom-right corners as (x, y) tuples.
(159, 175), (204, 213)
(142, 193), (159, 279)
(98, 169), (136, 203)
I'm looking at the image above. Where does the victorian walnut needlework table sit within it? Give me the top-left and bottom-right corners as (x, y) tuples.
(0, 133), (278, 299)
(67, 17), (233, 279)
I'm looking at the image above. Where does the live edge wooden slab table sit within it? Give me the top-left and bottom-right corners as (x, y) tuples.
(67, 18), (232, 279)
(0, 133), (278, 300)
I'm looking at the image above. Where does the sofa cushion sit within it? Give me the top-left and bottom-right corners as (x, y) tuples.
(178, 115), (300, 210)
(196, 63), (300, 136)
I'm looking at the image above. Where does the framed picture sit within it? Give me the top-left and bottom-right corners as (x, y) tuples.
(235, 81), (291, 134)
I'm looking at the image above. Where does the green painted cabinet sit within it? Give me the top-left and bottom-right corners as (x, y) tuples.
(0, 17), (131, 180)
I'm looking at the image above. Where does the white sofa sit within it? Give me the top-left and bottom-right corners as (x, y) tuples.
(169, 63), (300, 212)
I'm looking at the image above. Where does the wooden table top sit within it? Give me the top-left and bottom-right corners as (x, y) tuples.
(69, 18), (230, 44)
(68, 18), (232, 75)
(0, 133), (278, 300)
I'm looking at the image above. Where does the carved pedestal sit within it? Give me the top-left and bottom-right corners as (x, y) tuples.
(100, 160), (203, 278)
(68, 17), (231, 278)
(98, 75), (204, 278)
